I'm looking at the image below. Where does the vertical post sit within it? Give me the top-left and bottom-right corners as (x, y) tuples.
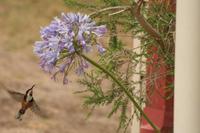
(175, 0), (200, 133)
(131, 38), (142, 133)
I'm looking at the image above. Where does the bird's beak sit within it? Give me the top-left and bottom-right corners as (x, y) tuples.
(30, 84), (35, 90)
(25, 84), (35, 98)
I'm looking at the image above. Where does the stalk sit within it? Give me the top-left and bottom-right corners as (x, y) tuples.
(77, 52), (160, 132)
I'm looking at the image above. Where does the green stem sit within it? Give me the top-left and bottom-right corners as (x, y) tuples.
(77, 52), (160, 132)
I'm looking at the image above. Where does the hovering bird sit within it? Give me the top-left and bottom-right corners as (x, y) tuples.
(5, 84), (46, 120)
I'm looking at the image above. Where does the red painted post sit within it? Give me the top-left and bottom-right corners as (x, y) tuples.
(139, 1), (175, 132)
(140, 47), (174, 133)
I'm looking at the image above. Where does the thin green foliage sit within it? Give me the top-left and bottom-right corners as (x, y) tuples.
(65, 0), (175, 132)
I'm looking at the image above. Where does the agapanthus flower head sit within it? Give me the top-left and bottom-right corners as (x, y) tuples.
(34, 12), (107, 83)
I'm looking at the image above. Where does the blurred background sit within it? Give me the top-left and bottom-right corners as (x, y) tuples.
(0, 0), (130, 133)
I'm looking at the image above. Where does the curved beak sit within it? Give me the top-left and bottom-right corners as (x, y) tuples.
(30, 84), (35, 90)
(25, 84), (35, 95)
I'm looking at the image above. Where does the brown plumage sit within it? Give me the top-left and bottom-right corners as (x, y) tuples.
(4, 84), (47, 120)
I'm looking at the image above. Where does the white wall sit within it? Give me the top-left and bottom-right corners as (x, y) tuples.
(175, 0), (200, 133)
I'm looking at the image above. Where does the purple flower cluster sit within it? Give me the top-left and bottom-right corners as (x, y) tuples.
(34, 12), (106, 83)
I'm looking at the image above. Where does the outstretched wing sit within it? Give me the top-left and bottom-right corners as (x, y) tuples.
(7, 90), (24, 102)
(0, 83), (24, 102)
(30, 100), (48, 118)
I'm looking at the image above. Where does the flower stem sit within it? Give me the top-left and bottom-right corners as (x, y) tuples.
(77, 52), (160, 132)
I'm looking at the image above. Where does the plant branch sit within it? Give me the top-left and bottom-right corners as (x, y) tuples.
(89, 6), (130, 17)
(76, 52), (160, 132)
(89, 1), (166, 53)
(109, 9), (127, 16)
(130, 0), (166, 52)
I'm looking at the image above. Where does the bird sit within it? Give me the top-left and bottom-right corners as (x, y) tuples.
(4, 84), (46, 121)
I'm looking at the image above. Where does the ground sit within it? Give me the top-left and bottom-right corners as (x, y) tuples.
(0, 0), (132, 133)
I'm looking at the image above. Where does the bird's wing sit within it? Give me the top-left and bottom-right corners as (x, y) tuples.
(30, 100), (48, 118)
(7, 90), (24, 102)
(0, 83), (24, 102)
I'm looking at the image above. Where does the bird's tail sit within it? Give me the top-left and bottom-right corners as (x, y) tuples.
(15, 111), (23, 121)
